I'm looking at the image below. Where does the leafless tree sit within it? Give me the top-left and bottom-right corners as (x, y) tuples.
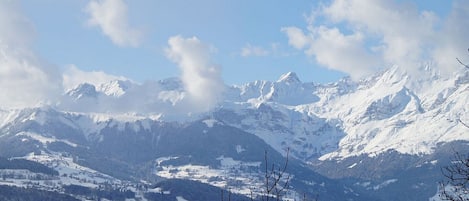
(439, 152), (469, 201)
(260, 148), (290, 201)
(221, 148), (298, 201)
(257, 149), (319, 201)
(438, 50), (469, 200)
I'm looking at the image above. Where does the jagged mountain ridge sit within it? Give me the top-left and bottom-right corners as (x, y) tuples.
(6, 65), (469, 161)
(0, 66), (468, 200)
(231, 66), (469, 160)
(0, 107), (371, 200)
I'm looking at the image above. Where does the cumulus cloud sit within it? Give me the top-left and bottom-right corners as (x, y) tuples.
(59, 36), (225, 118)
(166, 36), (225, 112)
(282, 27), (311, 50)
(432, 1), (469, 76)
(0, 2), (34, 48)
(282, 26), (380, 80)
(85, 0), (143, 47)
(0, 1), (61, 109)
(283, 0), (469, 79)
(62, 65), (129, 90)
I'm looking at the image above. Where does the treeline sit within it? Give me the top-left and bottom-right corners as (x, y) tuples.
(145, 179), (252, 201)
(0, 185), (78, 201)
(64, 184), (135, 201)
(0, 157), (58, 176)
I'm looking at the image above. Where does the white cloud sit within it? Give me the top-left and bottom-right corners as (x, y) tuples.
(166, 36), (225, 112)
(241, 43), (270, 57)
(282, 27), (311, 50)
(59, 36), (225, 118)
(62, 65), (129, 90)
(0, 2), (34, 48)
(0, 1), (62, 109)
(432, 1), (469, 76)
(283, 0), (469, 79)
(282, 25), (380, 79)
(322, 0), (436, 67)
(315, 27), (380, 80)
(85, 0), (143, 47)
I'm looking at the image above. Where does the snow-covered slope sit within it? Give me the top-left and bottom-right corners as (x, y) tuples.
(0, 66), (468, 200)
(0, 107), (368, 200)
(216, 67), (469, 160)
(97, 80), (133, 97)
(5, 66), (467, 161)
(224, 72), (319, 105)
(306, 66), (469, 159)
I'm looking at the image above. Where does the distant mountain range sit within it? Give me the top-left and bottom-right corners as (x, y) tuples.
(0, 66), (468, 200)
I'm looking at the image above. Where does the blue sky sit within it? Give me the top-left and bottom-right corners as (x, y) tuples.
(17, 0), (458, 85)
(1, 0), (468, 109)
(21, 0), (337, 84)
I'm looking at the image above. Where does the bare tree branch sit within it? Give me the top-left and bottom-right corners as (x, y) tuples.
(458, 119), (469, 129)
(456, 48), (469, 69)
(260, 148), (290, 201)
(456, 58), (469, 69)
(221, 148), (317, 201)
(440, 152), (469, 201)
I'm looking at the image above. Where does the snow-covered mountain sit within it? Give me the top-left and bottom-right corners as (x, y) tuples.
(302, 66), (469, 160)
(0, 65), (468, 200)
(0, 107), (369, 200)
(217, 66), (468, 161)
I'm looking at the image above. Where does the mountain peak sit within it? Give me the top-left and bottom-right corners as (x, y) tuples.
(98, 79), (133, 97)
(67, 83), (98, 99)
(277, 72), (301, 84)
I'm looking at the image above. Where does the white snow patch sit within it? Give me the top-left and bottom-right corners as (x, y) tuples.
(147, 187), (163, 193)
(156, 156), (179, 166)
(0, 152), (143, 194)
(359, 181), (371, 188)
(176, 196), (188, 201)
(217, 156), (261, 169)
(72, 112), (162, 139)
(155, 156), (264, 197)
(236, 145), (245, 154)
(23, 111), (47, 125)
(373, 179), (398, 190)
(17, 132), (78, 147)
(218, 156), (238, 168)
(141, 119), (152, 131)
(0, 109), (21, 127)
(347, 163), (357, 169)
(22, 152), (120, 188)
(203, 119), (217, 128)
